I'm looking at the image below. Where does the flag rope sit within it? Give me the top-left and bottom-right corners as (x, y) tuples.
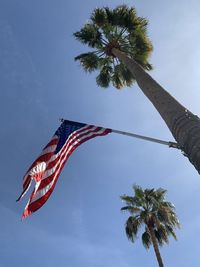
(59, 119), (180, 149)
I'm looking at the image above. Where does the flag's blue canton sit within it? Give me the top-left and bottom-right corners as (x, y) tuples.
(54, 120), (86, 154)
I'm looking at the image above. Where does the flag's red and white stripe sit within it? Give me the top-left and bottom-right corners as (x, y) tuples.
(18, 124), (111, 219)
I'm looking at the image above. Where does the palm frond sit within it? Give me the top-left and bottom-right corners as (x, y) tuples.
(133, 17), (148, 33)
(156, 225), (169, 245)
(75, 52), (99, 72)
(104, 7), (115, 25)
(121, 206), (141, 214)
(162, 201), (175, 210)
(96, 66), (112, 87)
(154, 188), (167, 202)
(142, 230), (152, 249)
(114, 63), (135, 87)
(154, 229), (166, 246)
(98, 56), (113, 67)
(157, 208), (171, 224)
(91, 8), (108, 27)
(120, 195), (135, 204)
(111, 67), (124, 89)
(133, 184), (144, 199)
(125, 216), (142, 241)
(165, 225), (178, 240)
(74, 23), (102, 49)
(113, 5), (137, 30)
(167, 212), (180, 228)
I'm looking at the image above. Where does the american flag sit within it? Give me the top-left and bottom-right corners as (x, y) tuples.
(17, 119), (112, 219)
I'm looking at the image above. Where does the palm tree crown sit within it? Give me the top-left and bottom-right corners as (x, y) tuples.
(121, 185), (180, 248)
(74, 5), (153, 89)
(121, 185), (180, 267)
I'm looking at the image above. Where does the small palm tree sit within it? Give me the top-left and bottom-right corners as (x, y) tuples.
(120, 185), (180, 267)
(74, 5), (200, 174)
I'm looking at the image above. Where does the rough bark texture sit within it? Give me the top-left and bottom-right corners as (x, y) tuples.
(148, 226), (164, 267)
(112, 48), (200, 174)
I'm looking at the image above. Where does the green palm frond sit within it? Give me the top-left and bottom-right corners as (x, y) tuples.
(157, 225), (169, 244)
(142, 230), (152, 249)
(75, 52), (99, 72)
(96, 66), (112, 87)
(98, 57), (113, 67)
(133, 184), (144, 199)
(120, 195), (135, 204)
(112, 64), (130, 88)
(136, 17), (148, 32)
(121, 206), (141, 214)
(91, 8), (107, 27)
(125, 216), (142, 241)
(140, 210), (150, 222)
(104, 7), (115, 25)
(154, 188), (167, 201)
(111, 70), (123, 89)
(121, 195), (143, 209)
(112, 5), (138, 30)
(157, 207), (170, 223)
(74, 23), (103, 49)
(121, 184), (180, 250)
(165, 225), (178, 240)
(154, 229), (166, 246)
(114, 63), (135, 86)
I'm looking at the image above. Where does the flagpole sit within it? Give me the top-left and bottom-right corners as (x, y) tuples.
(111, 129), (179, 149)
(59, 118), (180, 149)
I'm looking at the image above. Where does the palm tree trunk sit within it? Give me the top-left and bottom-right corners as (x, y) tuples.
(148, 226), (164, 267)
(112, 48), (200, 174)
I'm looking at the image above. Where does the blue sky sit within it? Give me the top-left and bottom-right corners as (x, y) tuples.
(1, 0), (200, 266)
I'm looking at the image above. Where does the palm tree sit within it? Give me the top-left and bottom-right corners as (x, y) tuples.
(74, 5), (200, 174)
(121, 185), (180, 267)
